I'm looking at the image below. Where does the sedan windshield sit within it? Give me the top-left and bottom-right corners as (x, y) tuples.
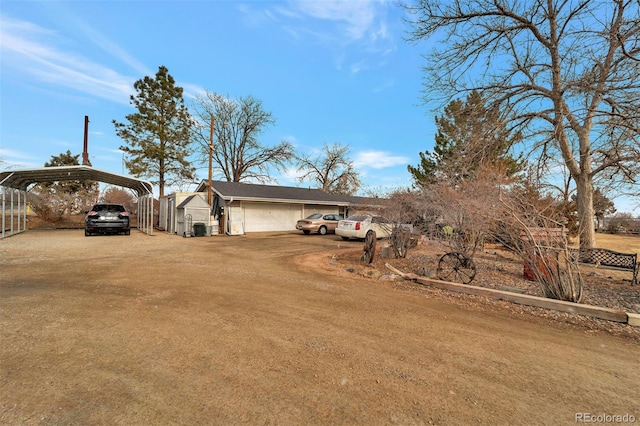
(346, 215), (368, 221)
(93, 204), (126, 213)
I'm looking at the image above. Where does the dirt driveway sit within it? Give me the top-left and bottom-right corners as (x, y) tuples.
(1, 230), (638, 425)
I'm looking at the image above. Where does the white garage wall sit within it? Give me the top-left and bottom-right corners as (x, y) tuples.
(243, 202), (303, 232)
(303, 205), (340, 217)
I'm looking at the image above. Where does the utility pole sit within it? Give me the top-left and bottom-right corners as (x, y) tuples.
(208, 114), (214, 206)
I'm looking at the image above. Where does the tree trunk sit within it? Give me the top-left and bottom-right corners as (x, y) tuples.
(159, 157), (165, 198)
(554, 104), (596, 249)
(574, 173), (596, 249)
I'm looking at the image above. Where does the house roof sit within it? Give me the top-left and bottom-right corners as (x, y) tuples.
(0, 166), (153, 196)
(196, 180), (348, 205)
(193, 180), (389, 207)
(176, 194), (209, 209)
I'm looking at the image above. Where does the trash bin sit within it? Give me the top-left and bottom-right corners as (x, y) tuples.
(193, 222), (206, 237)
(205, 225), (212, 237)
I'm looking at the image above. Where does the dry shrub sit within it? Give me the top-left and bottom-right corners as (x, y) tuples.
(393, 163), (583, 302)
(495, 195), (583, 303)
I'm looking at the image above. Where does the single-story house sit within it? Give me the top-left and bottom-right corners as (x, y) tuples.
(158, 180), (387, 235)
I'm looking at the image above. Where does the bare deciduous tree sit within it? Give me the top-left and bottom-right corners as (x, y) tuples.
(295, 143), (361, 195)
(405, 0), (640, 249)
(606, 212), (638, 233)
(423, 165), (511, 258)
(102, 186), (137, 213)
(191, 91), (294, 183)
(30, 151), (99, 222)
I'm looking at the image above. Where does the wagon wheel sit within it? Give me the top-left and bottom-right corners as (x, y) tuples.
(362, 230), (377, 264)
(436, 252), (476, 284)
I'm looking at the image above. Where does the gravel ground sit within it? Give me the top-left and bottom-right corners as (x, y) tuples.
(2, 229), (639, 425)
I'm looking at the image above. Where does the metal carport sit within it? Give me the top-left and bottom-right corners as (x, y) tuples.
(0, 165), (154, 238)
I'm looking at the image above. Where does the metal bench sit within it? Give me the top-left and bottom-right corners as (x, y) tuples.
(569, 247), (638, 285)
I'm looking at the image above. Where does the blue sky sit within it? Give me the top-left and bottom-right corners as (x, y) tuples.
(1, 1), (637, 214)
(0, 1), (432, 192)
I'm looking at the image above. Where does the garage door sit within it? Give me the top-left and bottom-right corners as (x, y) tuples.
(243, 202), (302, 232)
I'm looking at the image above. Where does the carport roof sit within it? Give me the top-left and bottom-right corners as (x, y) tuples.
(0, 165), (153, 196)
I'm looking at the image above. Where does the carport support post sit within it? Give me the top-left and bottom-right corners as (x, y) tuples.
(16, 189), (20, 233)
(10, 188), (14, 234)
(138, 193), (153, 235)
(1, 187), (5, 238)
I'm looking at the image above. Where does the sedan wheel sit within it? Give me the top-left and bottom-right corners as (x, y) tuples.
(318, 226), (327, 235)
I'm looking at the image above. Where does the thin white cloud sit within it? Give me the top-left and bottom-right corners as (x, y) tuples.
(237, 3), (279, 27)
(292, 0), (378, 41)
(286, 0), (396, 74)
(350, 59), (368, 74)
(181, 83), (207, 101)
(0, 148), (35, 161)
(240, 0), (396, 73)
(69, 16), (149, 76)
(0, 148), (41, 169)
(0, 14), (134, 104)
(271, 5), (300, 20)
(281, 167), (305, 182)
(373, 78), (396, 92)
(354, 150), (409, 169)
(288, 0), (393, 45)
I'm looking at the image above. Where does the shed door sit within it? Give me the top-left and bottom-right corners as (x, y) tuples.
(167, 198), (175, 233)
(243, 203), (299, 232)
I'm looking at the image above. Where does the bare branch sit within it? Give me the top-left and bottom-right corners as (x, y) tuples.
(295, 143), (362, 195)
(405, 0), (640, 248)
(190, 91), (294, 184)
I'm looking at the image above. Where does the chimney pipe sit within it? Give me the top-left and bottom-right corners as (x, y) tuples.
(82, 115), (90, 166)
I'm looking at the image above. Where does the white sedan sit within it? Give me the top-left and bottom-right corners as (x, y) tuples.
(336, 215), (392, 240)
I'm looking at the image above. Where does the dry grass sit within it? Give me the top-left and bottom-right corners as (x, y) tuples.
(588, 232), (640, 255)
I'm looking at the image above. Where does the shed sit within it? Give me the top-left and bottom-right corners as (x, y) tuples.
(176, 194), (211, 237)
(159, 192), (205, 234)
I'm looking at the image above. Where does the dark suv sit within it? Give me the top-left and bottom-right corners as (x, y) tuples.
(85, 203), (131, 236)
